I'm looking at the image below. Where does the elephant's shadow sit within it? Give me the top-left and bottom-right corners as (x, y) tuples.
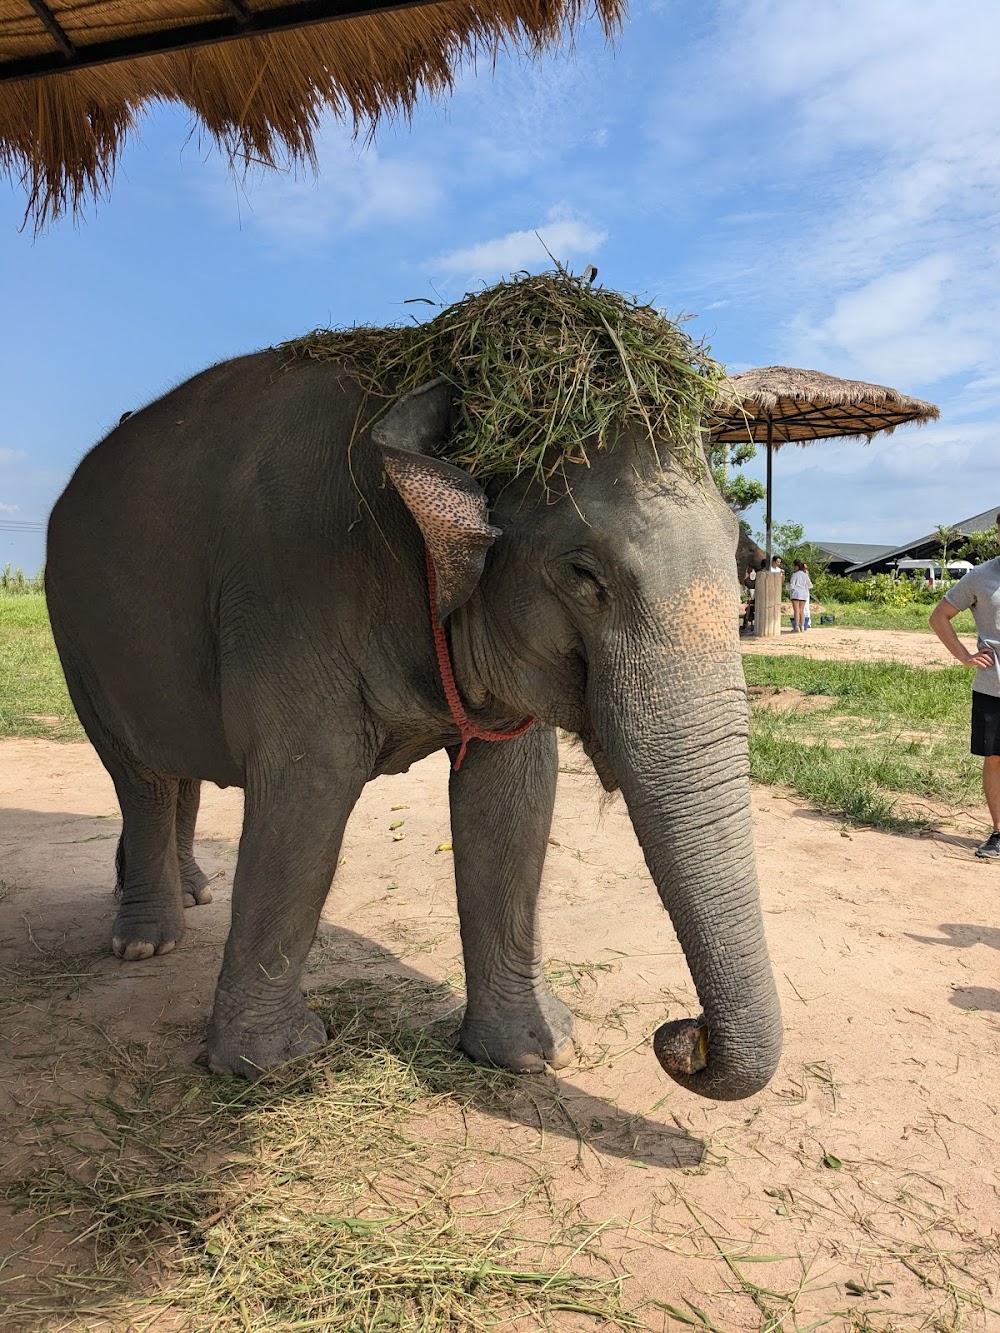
(1, 808), (704, 1333)
(0, 808), (704, 1187)
(303, 922), (706, 1171)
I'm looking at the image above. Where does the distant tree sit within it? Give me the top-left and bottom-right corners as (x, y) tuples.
(935, 524), (961, 570)
(707, 437), (766, 514)
(955, 528), (1000, 564)
(752, 519), (829, 574)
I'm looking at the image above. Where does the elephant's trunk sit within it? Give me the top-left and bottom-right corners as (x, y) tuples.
(590, 642), (781, 1101)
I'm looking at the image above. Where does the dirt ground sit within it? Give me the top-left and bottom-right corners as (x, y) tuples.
(2, 626), (999, 1331)
(741, 621), (979, 669)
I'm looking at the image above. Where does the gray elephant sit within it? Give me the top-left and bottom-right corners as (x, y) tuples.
(737, 526), (766, 582)
(46, 344), (782, 1101)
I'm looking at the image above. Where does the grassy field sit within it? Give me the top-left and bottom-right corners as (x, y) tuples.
(819, 599), (976, 633)
(744, 656), (980, 829)
(0, 594), (82, 739)
(1, 593), (983, 830)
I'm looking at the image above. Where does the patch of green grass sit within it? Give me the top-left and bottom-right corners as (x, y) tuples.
(743, 655), (974, 723)
(2, 979), (641, 1331)
(0, 594), (81, 739)
(745, 656), (982, 827)
(820, 600), (976, 634)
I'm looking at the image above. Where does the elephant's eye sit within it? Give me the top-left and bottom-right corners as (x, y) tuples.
(553, 552), (607, 605)
(571, 562), (600, 586)
(565, 560), (607, 604)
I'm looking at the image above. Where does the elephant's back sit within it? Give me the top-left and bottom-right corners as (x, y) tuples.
(44, 350), (370, 782)
(48, 349), (370, 589)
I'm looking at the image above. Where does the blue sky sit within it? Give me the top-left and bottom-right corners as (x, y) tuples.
(3, 0), (999, 571)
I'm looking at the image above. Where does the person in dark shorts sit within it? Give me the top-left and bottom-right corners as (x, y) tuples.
(930, 523), (1000, 858)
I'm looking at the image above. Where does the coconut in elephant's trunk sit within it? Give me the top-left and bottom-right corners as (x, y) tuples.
(587, 581), (782, 1102)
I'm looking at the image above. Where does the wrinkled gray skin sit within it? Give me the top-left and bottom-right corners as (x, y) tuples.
(46, 352), (782, 1100)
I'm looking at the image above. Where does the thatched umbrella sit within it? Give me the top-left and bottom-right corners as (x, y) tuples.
(709, 366), (940, 563)
(0, 0), (622, 227)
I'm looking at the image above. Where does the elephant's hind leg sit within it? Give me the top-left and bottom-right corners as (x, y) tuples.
(176, 779), (213, 907)
(110, 765), (185, 961)
(449, 726), (575, 1073)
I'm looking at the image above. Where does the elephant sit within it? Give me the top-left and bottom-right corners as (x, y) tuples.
(45, 349), (782, 1101)
(737, 526), (766, 582)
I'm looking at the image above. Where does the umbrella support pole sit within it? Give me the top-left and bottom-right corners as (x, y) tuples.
(773, 415), (778, 562)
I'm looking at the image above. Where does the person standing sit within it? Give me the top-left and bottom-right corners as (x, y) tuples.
(789, 559), (813, 633)
(930, 531), (1000, 858)
(741, 560), (759, 634)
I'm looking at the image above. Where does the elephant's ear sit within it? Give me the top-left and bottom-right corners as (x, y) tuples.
(373, 379), (500, 621)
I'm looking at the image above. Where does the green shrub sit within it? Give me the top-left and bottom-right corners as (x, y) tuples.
(0, 564), (45, 596)
(910, 584), (941, 604)
(864, 572), (914, 606)
(813, 573), (867, 603)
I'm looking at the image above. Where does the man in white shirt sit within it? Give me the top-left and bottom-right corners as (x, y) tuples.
(930, 522), (1000, 859)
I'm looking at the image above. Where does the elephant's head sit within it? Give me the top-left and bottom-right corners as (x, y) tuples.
(737, 525), (766, 583)
(374, 381), (782, 1102)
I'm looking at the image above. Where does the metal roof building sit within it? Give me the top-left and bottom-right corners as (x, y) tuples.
(837, 506), (1000, 575)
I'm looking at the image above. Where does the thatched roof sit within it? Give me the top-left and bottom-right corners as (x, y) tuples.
(709, 365), (940, 445)
(0, 0), (622, 228)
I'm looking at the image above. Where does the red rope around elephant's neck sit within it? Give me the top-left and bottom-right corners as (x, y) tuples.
(425, 546), (536, 771)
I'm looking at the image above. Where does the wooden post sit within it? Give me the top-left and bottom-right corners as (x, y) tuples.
(773, 415), (778, 562)
(754, 568), (783, 638)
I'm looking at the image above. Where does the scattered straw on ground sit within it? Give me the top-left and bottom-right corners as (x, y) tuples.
(2, 978), (642, 1331)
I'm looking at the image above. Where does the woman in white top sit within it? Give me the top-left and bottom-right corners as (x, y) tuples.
(789, 559), (813, 633)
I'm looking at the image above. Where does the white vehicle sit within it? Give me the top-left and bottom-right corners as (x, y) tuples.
(893, 558), (974, 588)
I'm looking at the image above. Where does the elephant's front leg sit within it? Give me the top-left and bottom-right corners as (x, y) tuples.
(206, 761), (363, 1078)
(450, 726), (574, 1072)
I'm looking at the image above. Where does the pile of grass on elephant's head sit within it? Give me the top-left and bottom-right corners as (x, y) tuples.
(280, 269), (725, 487)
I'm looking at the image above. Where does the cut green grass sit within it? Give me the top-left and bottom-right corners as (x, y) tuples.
(743, 655), (974, 725)
(284, 267), (723, 487)
(2, 978), (641, 1331)
(0, 594), (82, 739)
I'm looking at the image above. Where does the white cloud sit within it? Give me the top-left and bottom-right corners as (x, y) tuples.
(443, 44), (613, 180)
(0, 501), (20, 514)
(0, 449), (26, 463)
(432, 217), (607, 281)
(645, 0), (1000, 400)
(788, 255), (988, 385)
(211, 127), (442, 246)
(741, 422), (998, 545)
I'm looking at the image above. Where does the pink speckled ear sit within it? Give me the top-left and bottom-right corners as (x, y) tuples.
(373, 380), (500, 620)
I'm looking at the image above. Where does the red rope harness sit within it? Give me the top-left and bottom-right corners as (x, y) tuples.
(424, 546), (536, 770)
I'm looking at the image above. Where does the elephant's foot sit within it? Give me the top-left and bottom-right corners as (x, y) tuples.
(181, 862), (214, 908)
(460, 986), (575, 1073)
(206, 999), (327, 1079)
(112, 904), (184, 960)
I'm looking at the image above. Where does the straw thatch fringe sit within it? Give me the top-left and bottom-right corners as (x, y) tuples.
(709, 365), (940, 445)
(0, 0), (622, 228)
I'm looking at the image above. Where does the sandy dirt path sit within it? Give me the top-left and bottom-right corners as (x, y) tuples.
(741, 622), (980, 669)
(3, 724), (999, 1330)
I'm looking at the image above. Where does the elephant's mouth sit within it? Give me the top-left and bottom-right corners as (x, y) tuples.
(579, 731), (619, 792)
